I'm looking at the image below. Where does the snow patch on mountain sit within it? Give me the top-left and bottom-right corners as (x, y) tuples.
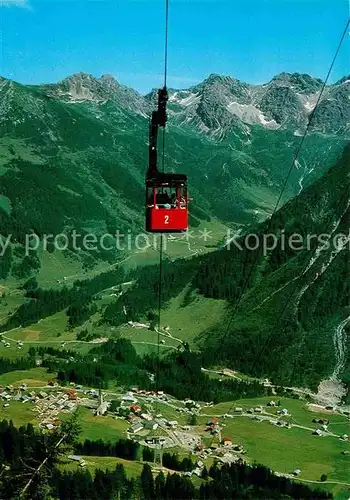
(226, 101), (279, 129)
(173, 92), (201, 106)
(297, 91), (320, 112)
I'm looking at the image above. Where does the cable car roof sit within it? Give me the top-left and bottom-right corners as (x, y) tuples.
(146, 172), (187, 186)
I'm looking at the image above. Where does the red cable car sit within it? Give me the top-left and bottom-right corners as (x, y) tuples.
(146, 173), (188, 233)
(145, 87), (189, 233)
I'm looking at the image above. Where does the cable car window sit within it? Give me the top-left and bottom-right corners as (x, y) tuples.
(156, 187), (176, 208)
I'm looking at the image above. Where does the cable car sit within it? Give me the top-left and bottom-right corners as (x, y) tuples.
(145, 87), (189, 233)
(146, 173), (188, 233)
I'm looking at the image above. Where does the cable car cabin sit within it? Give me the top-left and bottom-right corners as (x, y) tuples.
(146, 173), (188, 233)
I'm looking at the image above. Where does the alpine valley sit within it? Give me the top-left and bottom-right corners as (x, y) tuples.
(0, 71), (349, 499)
(0, 71), (349, 381)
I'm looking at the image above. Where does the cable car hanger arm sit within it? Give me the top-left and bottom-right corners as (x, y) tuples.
(147, 86), (168, 179)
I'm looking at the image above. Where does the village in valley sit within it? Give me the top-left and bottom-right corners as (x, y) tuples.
(1, 377), (349, 482)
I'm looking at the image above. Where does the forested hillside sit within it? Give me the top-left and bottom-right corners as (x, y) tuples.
(102, 144), (350, 389)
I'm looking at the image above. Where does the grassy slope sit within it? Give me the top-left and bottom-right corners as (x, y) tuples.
(0, 367), (54, 387)
(197, 396), (350, 483)
(59, 455), (144, 478)
(0, 400), (38, 427)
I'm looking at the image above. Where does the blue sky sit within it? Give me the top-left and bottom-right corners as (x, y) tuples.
(1, 0), (349, 93)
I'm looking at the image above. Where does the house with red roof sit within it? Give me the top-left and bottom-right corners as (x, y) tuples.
(130, 404), (142, 414)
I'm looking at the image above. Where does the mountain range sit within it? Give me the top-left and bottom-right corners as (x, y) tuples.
(0, 71), (348, 278)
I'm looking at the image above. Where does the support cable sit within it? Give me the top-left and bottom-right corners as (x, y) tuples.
(217, 17), (349, 354)
(155, 0), (170, 408)
(195, 17), (349, 408)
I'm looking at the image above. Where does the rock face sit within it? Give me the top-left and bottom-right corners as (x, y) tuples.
(166, 72), (349, 137)
(45, 72), (152, 115)
(309, 78), (350, 135)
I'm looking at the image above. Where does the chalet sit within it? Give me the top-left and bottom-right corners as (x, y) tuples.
(312, 429), (323, 436)
(145, 436), (165, 445)
(206, 417), (218, 426)
(292, 469), (301, 476)
(130, 422), (143, 434)
(267, 401), (276, 407)
(312, 418), (329, 425)
(122, 392), (137, 403)
(232, 444), (241, 451)
(184, 399), (196, 408)
(144, 421), (158, 430)
(141, 413), (152, 421)
(222, 437), (232, 447)
(196, 442), (205, 452)
(68, 455), (82, 462)
(67, 391), (77, 401)
(220, 453), (238, 464)
(168, 420), (178, 428)
(130, 404), (142, 414)
(254, 407), (263, 413)
(277, 409), (288, 416)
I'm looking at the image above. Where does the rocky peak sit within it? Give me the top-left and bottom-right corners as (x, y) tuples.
(335, 75), (350, 85)
(100, 73), (119, 85)
(49, 72), (151, 115)
(270, 72), (323, 93)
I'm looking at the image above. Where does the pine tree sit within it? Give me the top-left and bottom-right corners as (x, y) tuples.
(140, 464), (154, 499)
